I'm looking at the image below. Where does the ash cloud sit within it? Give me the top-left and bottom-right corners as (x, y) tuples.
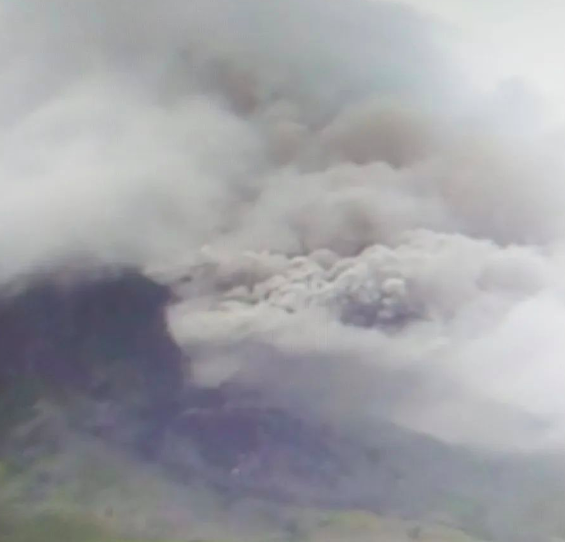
(3, 0), (565, 453)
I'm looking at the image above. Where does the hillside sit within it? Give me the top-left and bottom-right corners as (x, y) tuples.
(1, 271), (565, 542)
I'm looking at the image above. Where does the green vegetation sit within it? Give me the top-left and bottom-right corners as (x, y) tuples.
(285, 509), (486, 542)
(0, 417), (488, 542)
(0, 513), (223, 542)
(0, 510), (486, 542)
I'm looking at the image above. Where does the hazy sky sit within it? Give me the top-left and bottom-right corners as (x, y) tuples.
(398, 0), (565, 107)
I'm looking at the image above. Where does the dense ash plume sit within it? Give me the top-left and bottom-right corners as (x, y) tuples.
(2, 0), (565, 455)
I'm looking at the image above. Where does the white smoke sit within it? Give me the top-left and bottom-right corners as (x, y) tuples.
(3, 0), (565, 451)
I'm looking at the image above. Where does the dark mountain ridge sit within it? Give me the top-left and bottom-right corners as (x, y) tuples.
(1, 269), (565, 541)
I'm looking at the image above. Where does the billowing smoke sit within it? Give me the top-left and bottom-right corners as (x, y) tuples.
(3, 0), (565, 453)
